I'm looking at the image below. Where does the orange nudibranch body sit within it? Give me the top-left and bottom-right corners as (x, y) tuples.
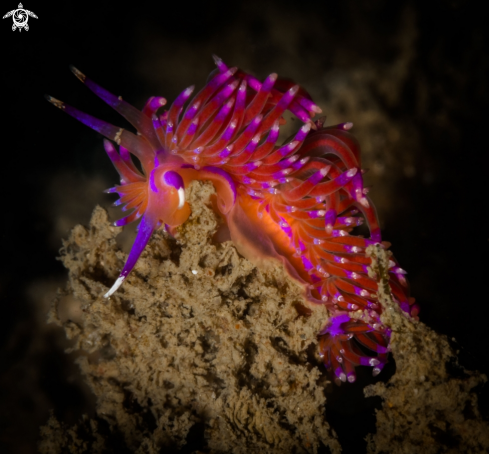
(47, 56), (418, 384)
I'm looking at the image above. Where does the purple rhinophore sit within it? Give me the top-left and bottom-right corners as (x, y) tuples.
(163, 170), (184, 190)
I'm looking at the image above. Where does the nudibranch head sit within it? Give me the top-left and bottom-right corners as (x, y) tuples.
(47, 56), (416, 384)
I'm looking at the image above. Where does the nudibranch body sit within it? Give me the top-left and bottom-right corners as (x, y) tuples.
(47, 57), (419, 384)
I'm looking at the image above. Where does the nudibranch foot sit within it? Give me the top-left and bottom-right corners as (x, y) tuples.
(48, 57), (415, 384)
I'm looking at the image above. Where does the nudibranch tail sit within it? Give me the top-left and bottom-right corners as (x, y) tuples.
(48, 57), (416, 384)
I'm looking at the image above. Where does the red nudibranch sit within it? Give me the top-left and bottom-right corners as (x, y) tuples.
(47, 56), (419, 384)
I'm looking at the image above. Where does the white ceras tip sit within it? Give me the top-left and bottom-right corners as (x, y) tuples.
(359, 197), (370, 208)
(288, 140), (299, 150)
(311, 105), (323, 114)
(184, 85), (195, 97)
(320, 165), (331, 177)
(289, 85), (300, 96)
(251, 134), (261, 145)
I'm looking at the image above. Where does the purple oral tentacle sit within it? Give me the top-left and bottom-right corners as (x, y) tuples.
(104, 213), (157, 298)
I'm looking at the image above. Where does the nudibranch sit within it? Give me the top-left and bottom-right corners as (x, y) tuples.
(47, 57), (419, 384)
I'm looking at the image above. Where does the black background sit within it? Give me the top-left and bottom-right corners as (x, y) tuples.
(1, 0), (488, 452)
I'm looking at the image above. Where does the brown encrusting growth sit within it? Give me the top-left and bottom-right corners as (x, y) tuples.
(39, 181), (489, 453)
(41, 181), (340, 454)
(364, 245), (489, 454)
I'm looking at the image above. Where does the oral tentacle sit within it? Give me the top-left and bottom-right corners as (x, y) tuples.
(104, 213), (157, 298)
